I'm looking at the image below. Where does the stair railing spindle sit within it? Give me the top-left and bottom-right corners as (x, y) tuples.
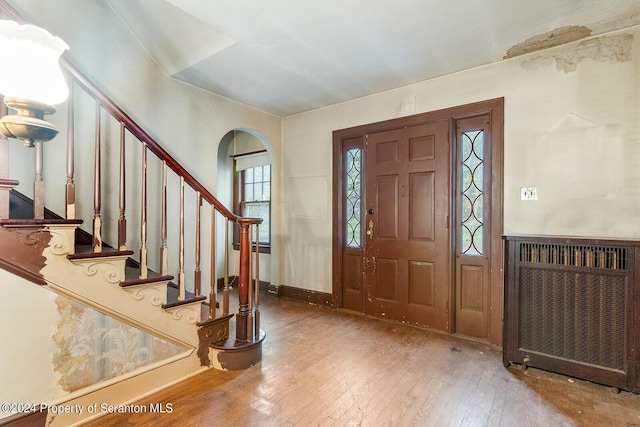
(65, 83), (75, 219)
(92, 100), (102, 252)
(194, 191), (202, 297)
(118, 123), (126, 250)
(223, 217), (230, 316)
(33, 141), (44, 219)
(209, 205), (216, 320)
(160, 160), (168, 275)
(139, 143), (148, 279)
(178, 176), (185, 301)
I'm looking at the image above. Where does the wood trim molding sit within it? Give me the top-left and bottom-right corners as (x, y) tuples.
(275, 285), (333, 307)
(217, 277), (335, 308)
(0, 257), (46, 286)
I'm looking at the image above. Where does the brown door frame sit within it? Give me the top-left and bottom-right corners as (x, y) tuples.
(332, 98), (504, 346)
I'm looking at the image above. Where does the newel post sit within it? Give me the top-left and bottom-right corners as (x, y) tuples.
(236, 219), (251, 341)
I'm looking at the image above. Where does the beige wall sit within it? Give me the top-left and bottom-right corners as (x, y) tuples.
(281, 27), (640, 293)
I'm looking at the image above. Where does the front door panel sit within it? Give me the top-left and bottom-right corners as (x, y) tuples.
(364, 121), (450, 331)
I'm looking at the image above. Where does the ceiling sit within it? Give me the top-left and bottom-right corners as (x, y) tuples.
(106, 0), (640, 117)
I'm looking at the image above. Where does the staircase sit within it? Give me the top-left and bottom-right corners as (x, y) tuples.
(0, 3), (265, 426)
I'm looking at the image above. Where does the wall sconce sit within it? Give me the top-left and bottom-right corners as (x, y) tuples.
(0, 19), (69, 147)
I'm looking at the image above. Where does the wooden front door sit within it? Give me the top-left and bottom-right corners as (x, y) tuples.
(333, 98), (504, 345)
(364, 121), (451, 330)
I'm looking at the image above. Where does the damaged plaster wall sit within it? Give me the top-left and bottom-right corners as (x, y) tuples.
(504, 25), (594, 59)
(53, 297), (186, 393)
(505, 7), (640, 60)
(521, 33), (633, 73)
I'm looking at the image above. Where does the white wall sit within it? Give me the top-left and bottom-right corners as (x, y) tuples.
(281, 27), (640, 293)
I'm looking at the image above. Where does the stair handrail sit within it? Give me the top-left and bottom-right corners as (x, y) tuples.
(62, 60), (244, 223)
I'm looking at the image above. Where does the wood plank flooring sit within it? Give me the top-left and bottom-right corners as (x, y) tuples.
(83, 296), (640, 426)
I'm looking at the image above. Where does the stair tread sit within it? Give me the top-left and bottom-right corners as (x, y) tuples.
(120, 275), (175, 287)
(68, 249), (134, 260)
(0, 218), (83, 227)
(162, 294), (207, 309)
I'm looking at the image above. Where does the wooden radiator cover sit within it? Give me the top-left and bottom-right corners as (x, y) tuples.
(503, 234), (640, 393)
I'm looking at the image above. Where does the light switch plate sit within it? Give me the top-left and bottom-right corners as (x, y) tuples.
(521, 187), (537, 200)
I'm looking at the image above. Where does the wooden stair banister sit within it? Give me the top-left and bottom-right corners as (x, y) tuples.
(0, 0), (264, 356)
(61, 56), (239, 222)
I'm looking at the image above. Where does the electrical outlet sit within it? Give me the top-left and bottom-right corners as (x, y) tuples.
(521, 187), (537, 200)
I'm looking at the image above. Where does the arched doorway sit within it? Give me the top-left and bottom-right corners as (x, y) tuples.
(217, 129), (278, 291)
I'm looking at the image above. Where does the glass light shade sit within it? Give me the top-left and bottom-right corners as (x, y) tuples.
(0, 20), (69, 106)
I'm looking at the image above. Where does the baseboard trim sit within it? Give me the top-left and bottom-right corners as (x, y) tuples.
(271, 284), (333, 307)
(214, 276), (333, 307)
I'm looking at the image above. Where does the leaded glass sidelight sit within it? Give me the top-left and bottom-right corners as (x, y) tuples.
(346, 148), (362, 248)
(460, 130), (484, 256)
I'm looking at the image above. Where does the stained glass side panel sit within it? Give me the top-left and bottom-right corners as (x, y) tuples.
(461, 130), (484, 256)
(346, 148), (362, 248)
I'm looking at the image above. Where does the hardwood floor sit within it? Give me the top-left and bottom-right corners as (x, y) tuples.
(83, 295), (640, 426)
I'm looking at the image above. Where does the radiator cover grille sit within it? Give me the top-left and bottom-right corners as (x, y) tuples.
(503, 235), (639, 393)
(519, 266), (626, 370)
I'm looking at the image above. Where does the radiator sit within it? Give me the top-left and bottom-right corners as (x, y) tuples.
(503, 235), (640, 392)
